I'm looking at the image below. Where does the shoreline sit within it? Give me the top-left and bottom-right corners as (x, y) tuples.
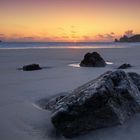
(0, 42), (140, 50)
(0, 45), (140, 140)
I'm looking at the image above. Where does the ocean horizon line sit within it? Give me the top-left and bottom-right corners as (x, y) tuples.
(0, 41), (140, 50)
(1, 41), (114, 44)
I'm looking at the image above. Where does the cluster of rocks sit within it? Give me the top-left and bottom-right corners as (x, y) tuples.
(21, 52), (107, 71)
(20, 52), (132, 72)
(19, 52), (136, 138)
(45, 70), (140, 138)
(80, 52), (132, 69)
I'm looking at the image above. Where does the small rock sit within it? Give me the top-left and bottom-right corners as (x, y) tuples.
(80, 52), (106, 67)
(118, 64), (132, 69)
(23, 64), (42, 71)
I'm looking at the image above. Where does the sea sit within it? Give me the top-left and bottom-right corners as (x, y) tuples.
(0, 42), (140, 49)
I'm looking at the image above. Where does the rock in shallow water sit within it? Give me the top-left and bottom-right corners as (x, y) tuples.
(118, 63), (132, 69)
(23, 64), (42, 71)
(80, 52), (106, 67)
(50, 70), (140, 138)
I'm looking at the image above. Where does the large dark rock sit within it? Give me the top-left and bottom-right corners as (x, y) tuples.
(80, 52), (106, 67)
(118, 63), (132, 69)
(128, 72), (140, 91)
(23, 64), (42, 71)
(50, 70), (140, 138)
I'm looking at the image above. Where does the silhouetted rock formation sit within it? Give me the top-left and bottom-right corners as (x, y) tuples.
(115, 34), (140, 42)
(118, 64), (132, 69)
(114, 39), (118, 42)
(80, 52), (106, 67)
(48, 70), (140, 138)
(22, 64), (42, 71)
(0, 40), (2, 43)
(120, 35), (129, 42)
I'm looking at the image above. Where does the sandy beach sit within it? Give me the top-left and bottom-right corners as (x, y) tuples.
(0, 45), (140, 140)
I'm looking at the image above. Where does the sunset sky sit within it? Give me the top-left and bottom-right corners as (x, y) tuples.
(0, 0), (140, 42)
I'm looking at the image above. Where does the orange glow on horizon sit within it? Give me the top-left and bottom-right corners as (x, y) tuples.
(0, 0), (140, 42)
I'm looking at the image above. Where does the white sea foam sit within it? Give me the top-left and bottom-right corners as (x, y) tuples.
(68, 63), (80, 67)
(68, 61), (113, 68)
(106, 61), (114, 65)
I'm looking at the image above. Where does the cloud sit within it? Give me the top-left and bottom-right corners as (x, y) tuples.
(97, 34), (104, 38)
(82, 35), (90, 40)
(61, 36), (69, 39)
(110, 32), (115, 35)
(124, 30), (134, 37)
(96, 32), (115, 41)
(22, 37), (35, 40)
(57, 27), (64, 31)
(105, 33), (115, 39)
(71, 25), (76, 29)
(13, 36), (37, 41)
(71, 31), (77, 34)
(70, 26), (77, 35)
(0, 34), (5, 36)
(0, 33), (6, 40)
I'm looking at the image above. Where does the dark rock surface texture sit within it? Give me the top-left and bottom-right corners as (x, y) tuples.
(118, 64), (132, 69)
(22, 64), (42, 71)
(49, 70), (140, 138)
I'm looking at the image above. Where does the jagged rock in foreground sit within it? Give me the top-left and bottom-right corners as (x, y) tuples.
(128, 72), (140, 91)
(38, 94), (66, 111)
(50, 70), (140, 138)
(80, 52), (106, 67)
(22, 64), (42, 71)
(118, 63), (132, 69)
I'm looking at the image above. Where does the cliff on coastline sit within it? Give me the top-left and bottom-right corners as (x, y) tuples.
(115, 34), (140, 42)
